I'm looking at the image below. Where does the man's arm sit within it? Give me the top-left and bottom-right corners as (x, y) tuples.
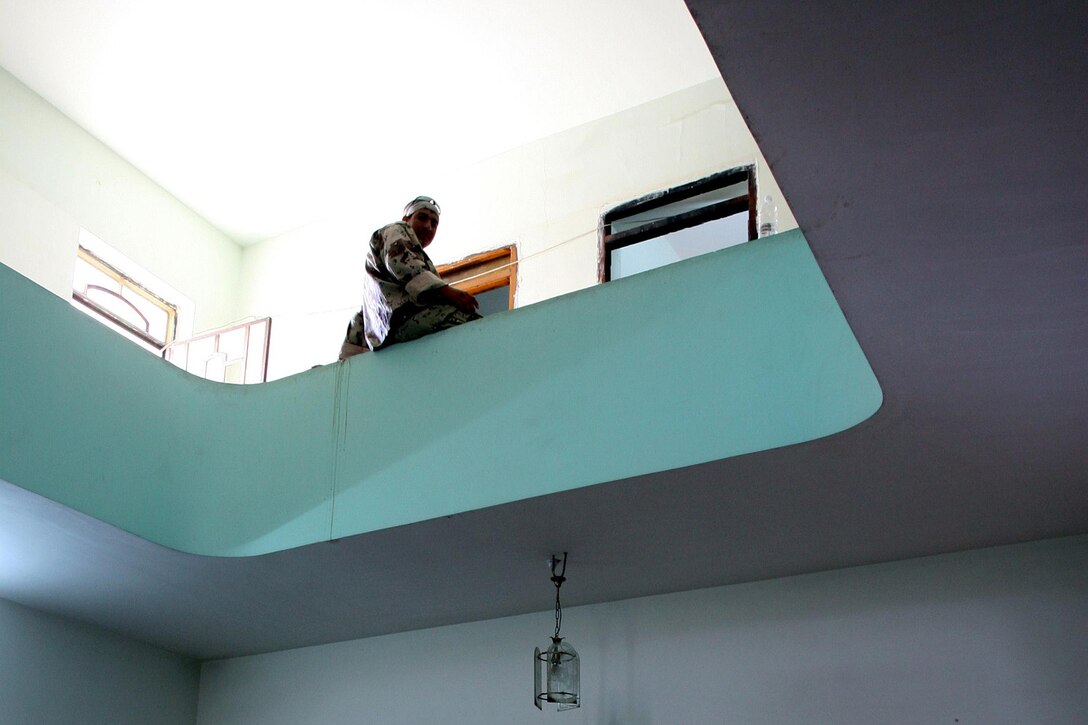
(379, 224), (479, 314)
(423, 284), (479, 315)
(379, 224), (446, 302)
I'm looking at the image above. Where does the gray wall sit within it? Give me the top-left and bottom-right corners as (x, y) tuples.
(0, 597), (199, 725)
(197, 536), (1088, 724)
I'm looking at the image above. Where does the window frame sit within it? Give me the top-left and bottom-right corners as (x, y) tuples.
(437, 244), (518, 310)
(72, 245), (179, 349)
(598, 165), (757, 282)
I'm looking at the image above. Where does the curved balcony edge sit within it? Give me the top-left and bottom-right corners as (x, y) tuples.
(0, 229), (882, 556)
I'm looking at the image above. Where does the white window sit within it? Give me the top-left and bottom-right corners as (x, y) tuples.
(71, 230), (191, 352)
(600, 165), (757, 281)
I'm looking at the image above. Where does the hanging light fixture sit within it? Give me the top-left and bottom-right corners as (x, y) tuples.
(534, 553), (580, 711)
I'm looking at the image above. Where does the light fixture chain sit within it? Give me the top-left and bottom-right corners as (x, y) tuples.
(550, 552), (567, 640)
(554, 579), (562, 639)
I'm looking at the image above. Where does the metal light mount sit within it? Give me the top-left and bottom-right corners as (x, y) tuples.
(534, 553), (580, 711)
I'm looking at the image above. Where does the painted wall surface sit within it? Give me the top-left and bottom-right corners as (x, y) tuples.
(0, 597), (199, 725)
(236, 78), (799, 380)
(195, 536), (1088, 725)
(0, 66), (241, 335)
(0, 229), (879, 555)
(0, 262), (338, 555)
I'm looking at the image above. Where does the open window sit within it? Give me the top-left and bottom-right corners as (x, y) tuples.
(599, 165), (757, 282)
(438, 245), (517, 316)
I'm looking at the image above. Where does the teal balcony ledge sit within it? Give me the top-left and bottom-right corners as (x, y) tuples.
(0, 230), (882, 556)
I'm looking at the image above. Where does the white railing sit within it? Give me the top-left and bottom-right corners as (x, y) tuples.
(162, 317), (271, 384)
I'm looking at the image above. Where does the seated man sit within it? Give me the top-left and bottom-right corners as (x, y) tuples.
(339, 196), (479, 359)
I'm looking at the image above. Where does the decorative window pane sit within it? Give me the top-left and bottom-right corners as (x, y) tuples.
(72, 245), (178, 349)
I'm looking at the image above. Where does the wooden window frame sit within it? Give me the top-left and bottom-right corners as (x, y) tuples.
(72, 245), (178, 349)
(598, 165), (757, 282)
(437, 245), (518, 310)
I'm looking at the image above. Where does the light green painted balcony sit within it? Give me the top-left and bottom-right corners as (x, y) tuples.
(0, 229), (882, 556)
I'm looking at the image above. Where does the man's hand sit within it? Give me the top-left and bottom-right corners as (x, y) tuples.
(435, 285), (479, 315)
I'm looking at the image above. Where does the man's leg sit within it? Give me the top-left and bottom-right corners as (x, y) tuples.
(390, 304), (479, 344)
(339, 312), (371, 360)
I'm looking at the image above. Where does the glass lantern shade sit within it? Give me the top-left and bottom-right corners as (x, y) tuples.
(534, 637), (580, 711)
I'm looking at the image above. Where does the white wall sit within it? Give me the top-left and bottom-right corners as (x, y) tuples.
(196, 536), (1088, 724)
(0, 597), (199, 725)
(0, 63), (790, 375)
(236, 77), (798, 380)
(0, 65), (242, 335)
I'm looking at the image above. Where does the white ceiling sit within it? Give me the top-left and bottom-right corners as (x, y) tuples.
(0, 0), (720, 244)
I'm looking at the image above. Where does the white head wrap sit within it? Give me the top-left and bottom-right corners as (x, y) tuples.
(403, 196), (441, 218)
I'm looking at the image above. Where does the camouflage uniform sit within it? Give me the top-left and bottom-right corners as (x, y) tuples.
(342, 221), (478, 352)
